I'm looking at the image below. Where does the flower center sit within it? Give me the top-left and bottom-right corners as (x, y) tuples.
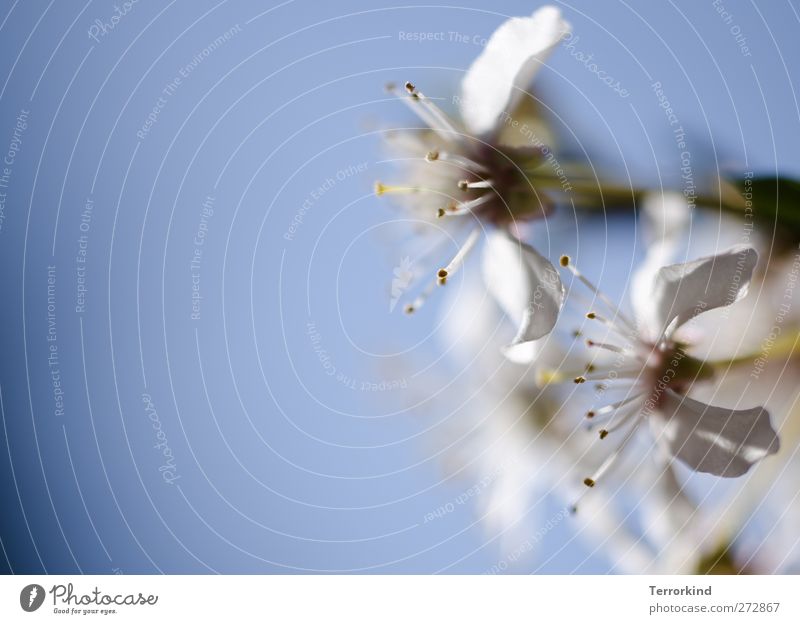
(456, 143), (549, 226)
(379, 81), (551, 227)
(642, 342), (713, 406)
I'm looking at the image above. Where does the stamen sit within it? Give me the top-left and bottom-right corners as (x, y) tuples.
(586, 339), (626, 355)
(586, 419), (643, 484)
(403, 82), (463, 140)
(585, 311), (635, 341)
(602, 404), (642, 436)
(587, 400), (642, 438)
(434, 202), (460, 219)
(538, 366), (642, 386)
(437, 228), (481, 286)
(432, 151), (488, 173)
(587, 393), (644, 421)
(403, 277), (438, 314)
(444, 193), (494, 216)
(397, 218), (471, 271)
(560, 256), (637, 331)
(463, 179), (494, 190)
(572, 419), (644, 509)
(374, 182), (434, 196)
(385, 82), (448, 140)
(576, 367), (643, 383)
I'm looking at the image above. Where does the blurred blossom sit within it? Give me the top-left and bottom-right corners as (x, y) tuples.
(436, 273), (659, 570)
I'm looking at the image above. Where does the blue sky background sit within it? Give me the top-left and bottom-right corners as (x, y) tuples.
(0, 0), (798, 573)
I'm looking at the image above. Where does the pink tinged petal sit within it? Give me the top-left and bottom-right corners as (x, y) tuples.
(482, 231), (564, 362)
(650, 390), (780, 478)
(459, 6), (571, 136)
(648, 245), (758, 339)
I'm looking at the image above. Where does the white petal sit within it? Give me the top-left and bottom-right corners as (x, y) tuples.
(631, 192), (691, 339)
(650, 390), (780, 477)
(502, 339), (542, 364)
(643, 191), (693, 246)
(459, 6), (571, 136)
(482, 230), (564, 361)
(646, 245), (758, 340)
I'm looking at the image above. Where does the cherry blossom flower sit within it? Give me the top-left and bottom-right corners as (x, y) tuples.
(552, 245), (780, 506)
(375, 6), (572, 361)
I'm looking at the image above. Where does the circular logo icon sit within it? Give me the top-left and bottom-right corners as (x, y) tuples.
(20, 584), (45, 612)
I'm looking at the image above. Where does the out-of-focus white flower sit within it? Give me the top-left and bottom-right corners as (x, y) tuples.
(553, 245), (780, 506)
(376, 6), (572, 361)
(435, 272), (663, 571)
(576, 192), (795, 572)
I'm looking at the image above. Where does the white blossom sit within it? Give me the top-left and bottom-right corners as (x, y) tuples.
(376, 6), (572, 361)
(552, 245), (780, 508)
